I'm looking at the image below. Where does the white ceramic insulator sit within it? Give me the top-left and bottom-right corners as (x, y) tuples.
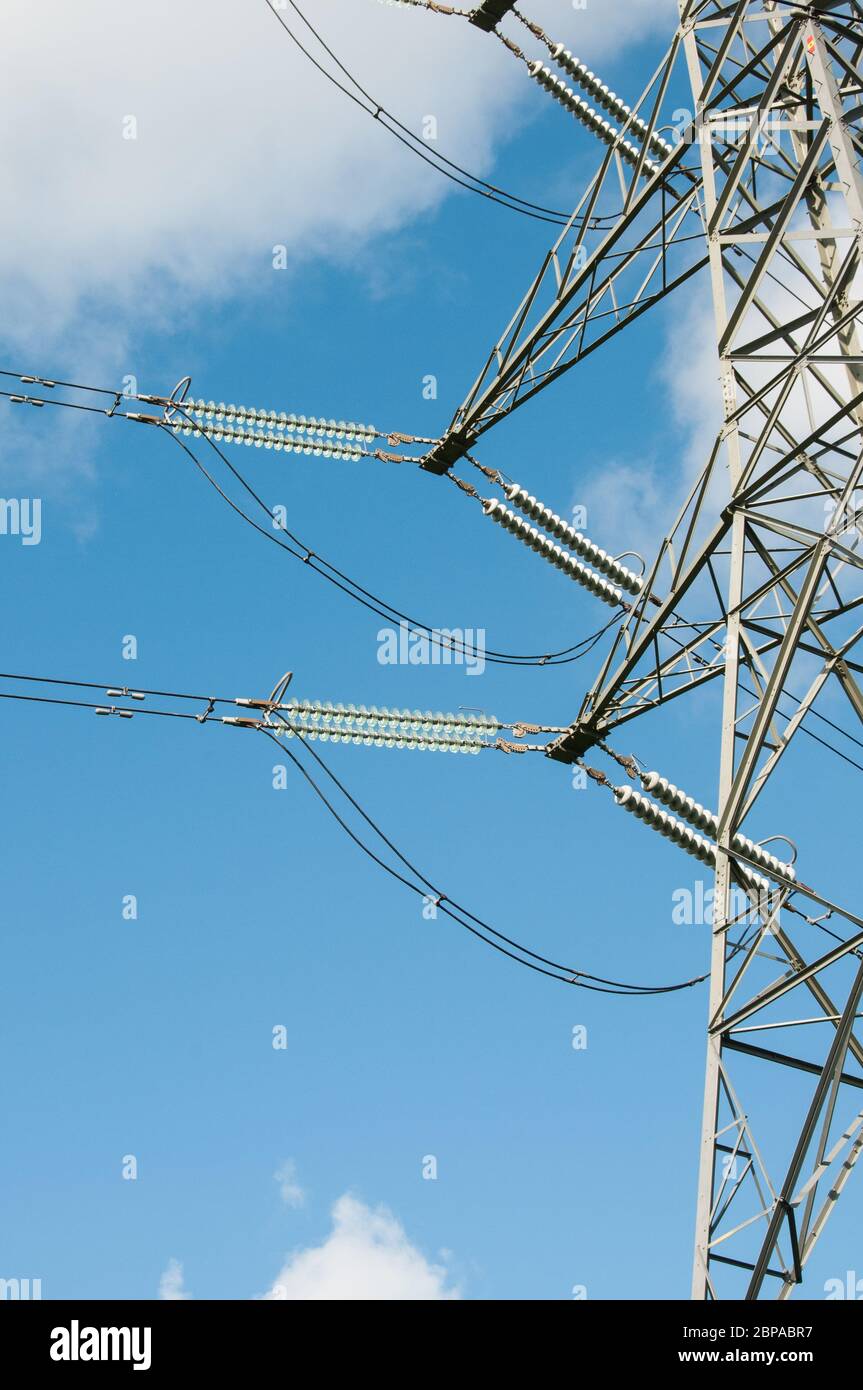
(548, 45), (674, 158)
(528, 62), (659, 176)
(482, 500), (625, 608)
(639, 772), (796, 882)
(614, 785), (773, 892)
(172, 418), (369, 459)
(503, 483), (643, 594)
(183, 399), (378, 441)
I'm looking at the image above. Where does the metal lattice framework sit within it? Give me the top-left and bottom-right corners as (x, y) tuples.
(426, 0), (863, 1298)
(5, 0), (863, 1302)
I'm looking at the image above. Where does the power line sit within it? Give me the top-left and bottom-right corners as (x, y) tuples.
(261, 0), (617, 230)
(166, 409), (623, 667)
(0, 670), (561, 745)
(0, 368), (621, 668)
(0, 370), (618, 668)
(0, 665), (707, 993)
(258, 725), (710, 994)
(9, 369), (863, 766)
(8, 367), (863, 769)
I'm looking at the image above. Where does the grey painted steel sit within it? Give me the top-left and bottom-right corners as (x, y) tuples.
(443, 0), (863, 1298)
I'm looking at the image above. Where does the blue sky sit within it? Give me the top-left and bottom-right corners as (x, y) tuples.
(2, 0), (861, 1300)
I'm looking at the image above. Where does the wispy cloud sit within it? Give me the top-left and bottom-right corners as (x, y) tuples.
(274, 1159), (306, 1210)
(158, 1258), (190, 1301)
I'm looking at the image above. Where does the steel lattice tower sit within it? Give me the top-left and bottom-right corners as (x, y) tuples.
(5, 0), (860, 1301)
(426, 0), (863, 1298)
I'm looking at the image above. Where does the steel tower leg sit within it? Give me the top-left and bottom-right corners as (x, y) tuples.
(426, 0), (863, 1296)
(682, 7), (751, 1297)
(683, 2), (863, 1298)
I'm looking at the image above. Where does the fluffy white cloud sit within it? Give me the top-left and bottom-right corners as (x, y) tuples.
(263, 1194), (459, 1300)
(154, 1190), (454, 1301)
(579, 454), (674, 560)
(158, 1258), (191, 1301)
(0, 0), (676, 500)
(0, 0), (673, 353)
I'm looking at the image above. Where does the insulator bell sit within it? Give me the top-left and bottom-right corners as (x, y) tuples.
(547, 45), (674, 158)
(527, 62), (660, 176)
(483, 499), (626, 607)
(614, 784), (774, 892)
(503, 483), (643, 593)
(640, 771), (796, 881)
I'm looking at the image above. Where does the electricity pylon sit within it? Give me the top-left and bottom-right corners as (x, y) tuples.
(8, 0), (862, 1300)
(430, 0), (863, 1298)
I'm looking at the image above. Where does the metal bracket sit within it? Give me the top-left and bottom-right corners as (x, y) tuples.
(468, 1), (517, 32)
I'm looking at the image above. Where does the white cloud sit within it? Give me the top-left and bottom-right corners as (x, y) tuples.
(153, 1192), (455, 1301)
(579, 193), (861, 602)
(0, 0), (673, 356)
(659, 287), (723, 458)
(0, 0), (676, 513)
(274, 1158), (305, 1209)
(158, 1258), (191, 1301)
(575, 286), (721, 560)
(263, 1194), (459, 1300)
(581, 229), (828, 559)
(580, 456), (673, 561)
